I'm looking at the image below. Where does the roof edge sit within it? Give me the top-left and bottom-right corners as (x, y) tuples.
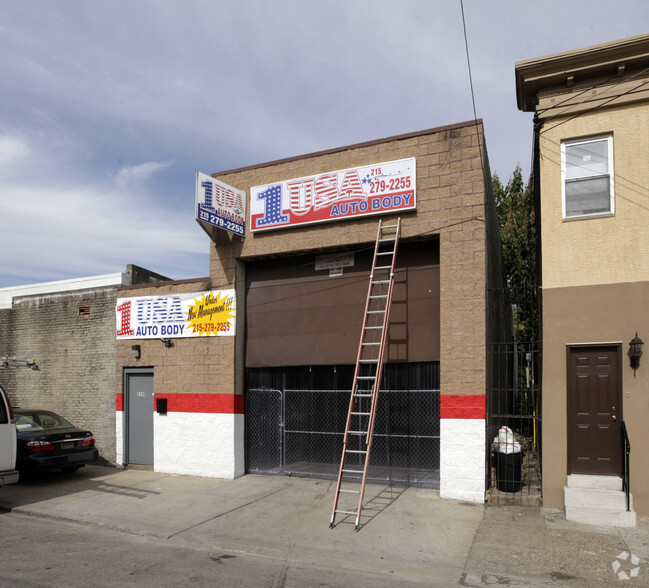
(213, 120), (482, 177)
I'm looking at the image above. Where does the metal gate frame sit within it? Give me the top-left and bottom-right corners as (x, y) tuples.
(487, 342), (541, 502)
(245, 363), (441, 489)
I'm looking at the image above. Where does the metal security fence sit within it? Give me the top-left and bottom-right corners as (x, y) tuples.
(246, 363), (440, 488)
(487, 342), (541, 502)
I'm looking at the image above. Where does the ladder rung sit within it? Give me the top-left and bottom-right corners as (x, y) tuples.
(354, 393), (373, 398)
(367, 310), (385, 315)
(372, 280), (390, 285)
(365, 325), (382, 330)
(345, 449), (367, 454)
(379, 237), (395, 242)
(347, 430), (366, 435)
(362, 342), (380, 346)
(343, 469), (364, 474)
(382, 223), (399, 229)
(338, 489), (361, 494)
(369, 295), (387, 299)
(335, 509), (358, 515)
(374, 265), (392, 270)
(359, 359), (378, 363)
(356, 376), (375, 380)
(376, 251), (393, 255)
(351, 412), (370, 416)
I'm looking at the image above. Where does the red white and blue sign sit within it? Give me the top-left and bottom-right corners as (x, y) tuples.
(250, 158), (416, 232)
(196, 172), (246, 237)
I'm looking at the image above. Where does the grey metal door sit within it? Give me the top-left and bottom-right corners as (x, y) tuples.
(126, 370), (154, 466)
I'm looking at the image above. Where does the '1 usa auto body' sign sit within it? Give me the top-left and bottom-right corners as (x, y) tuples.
(250, 158), (415, 232)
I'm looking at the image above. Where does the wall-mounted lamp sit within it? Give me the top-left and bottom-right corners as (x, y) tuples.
(131, 345), (141, 359)
(629, 333), (644, 370)
(161, 338), (173, 348)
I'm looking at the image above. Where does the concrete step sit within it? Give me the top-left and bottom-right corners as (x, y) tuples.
(564, 479), (636, 527)
(564, 486), (631, 510)
(566, 474), (622, 491)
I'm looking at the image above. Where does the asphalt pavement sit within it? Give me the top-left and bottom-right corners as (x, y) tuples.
(1, 465), (648, 587)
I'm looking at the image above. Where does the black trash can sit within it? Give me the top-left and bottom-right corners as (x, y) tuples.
(495, 451), (523, 492)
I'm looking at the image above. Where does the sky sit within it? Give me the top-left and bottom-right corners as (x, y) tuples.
(0, 1), (646, 288)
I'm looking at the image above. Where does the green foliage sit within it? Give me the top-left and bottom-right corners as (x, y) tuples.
(493, 167), (538, 342)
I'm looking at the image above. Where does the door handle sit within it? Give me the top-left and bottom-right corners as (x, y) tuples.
(612, 415), (617, 421)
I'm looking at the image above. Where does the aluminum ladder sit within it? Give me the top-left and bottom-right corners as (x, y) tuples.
(330, 218), (401, 530)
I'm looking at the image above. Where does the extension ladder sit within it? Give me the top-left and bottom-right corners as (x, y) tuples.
(330, 218), (401, 530)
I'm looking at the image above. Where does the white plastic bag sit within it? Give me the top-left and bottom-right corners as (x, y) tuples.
(493, 426), (521, 454)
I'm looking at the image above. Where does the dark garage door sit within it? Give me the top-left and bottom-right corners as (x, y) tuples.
(244, 241), (441, 488)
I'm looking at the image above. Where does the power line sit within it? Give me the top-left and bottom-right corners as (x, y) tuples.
(536, 64), (649, 121)
(540, 78), (649, 135)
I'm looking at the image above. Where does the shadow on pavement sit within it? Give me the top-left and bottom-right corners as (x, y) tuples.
(0, 465), (159, 512)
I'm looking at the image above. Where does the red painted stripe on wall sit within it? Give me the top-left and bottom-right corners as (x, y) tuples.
(115, 393), (244, 414)
(440, 394), (485, 419)
(157, 393), (244, 414)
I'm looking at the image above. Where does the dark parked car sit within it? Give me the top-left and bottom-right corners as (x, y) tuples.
(14, 409), (98, 474)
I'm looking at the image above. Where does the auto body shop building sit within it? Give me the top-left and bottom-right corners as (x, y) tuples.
(116, 121), (508, 503)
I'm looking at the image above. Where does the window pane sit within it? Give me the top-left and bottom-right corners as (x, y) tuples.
(566, 139), (608, 180)
(565, 176), (611, 216)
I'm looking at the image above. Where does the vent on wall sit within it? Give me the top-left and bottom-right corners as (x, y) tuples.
(78, 305), (91, 317)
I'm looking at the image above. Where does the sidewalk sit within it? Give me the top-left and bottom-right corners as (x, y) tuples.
(1, 465), (648, 587)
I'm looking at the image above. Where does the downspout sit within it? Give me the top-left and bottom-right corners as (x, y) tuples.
(532, 112), (543, 469)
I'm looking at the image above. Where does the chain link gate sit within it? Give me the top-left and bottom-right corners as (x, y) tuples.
(246, 363), (440, 488)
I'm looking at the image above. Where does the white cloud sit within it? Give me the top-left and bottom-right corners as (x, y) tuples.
(113, 160), (174, 192)
(0, 0), (646, 287)
(0, 135), (29, 166)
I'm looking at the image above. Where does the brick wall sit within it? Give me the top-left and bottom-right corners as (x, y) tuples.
(0, 287), (119, 463)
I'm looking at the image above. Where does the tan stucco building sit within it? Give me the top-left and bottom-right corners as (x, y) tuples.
(516, 34), (649, 524)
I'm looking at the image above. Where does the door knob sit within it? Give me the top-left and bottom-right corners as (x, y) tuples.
(612, 415), (617, 421)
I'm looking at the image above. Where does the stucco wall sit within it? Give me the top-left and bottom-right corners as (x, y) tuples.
(541, 282), (649, 515)
(539, 95), (649, 516)
(539, 103), (649, 289)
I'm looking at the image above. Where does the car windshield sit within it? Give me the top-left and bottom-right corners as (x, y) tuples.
(15, 411), (75, 433)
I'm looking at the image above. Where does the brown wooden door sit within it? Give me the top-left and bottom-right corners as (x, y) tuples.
(567, 345), (621, 475)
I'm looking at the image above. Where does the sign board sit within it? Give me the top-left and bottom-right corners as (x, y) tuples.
(250, 158), (415, 232)
(315, 253), (355, 271)
(196, 172), (245, 238)
(116, 290), (236, 339)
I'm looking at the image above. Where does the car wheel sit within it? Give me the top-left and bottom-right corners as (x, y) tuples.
(61, 466), (80, 473)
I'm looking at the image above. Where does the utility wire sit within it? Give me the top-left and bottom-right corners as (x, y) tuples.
(540, 78), (649, 135)
(536, 64), (649, 120)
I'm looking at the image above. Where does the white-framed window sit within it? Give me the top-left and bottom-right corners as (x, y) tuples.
(561, 134), (614, 219)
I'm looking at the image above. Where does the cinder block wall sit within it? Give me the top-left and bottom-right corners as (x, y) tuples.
(0, 287), (119, 463)
(115, 278), (216, 396)
(211, 121), (489, 402)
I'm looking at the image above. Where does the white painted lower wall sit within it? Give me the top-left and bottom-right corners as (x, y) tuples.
(439, 418), (485, 502)
(153, 412), (244, 479)
(115, 414), (124, 467)
(115, 410), (245, 478)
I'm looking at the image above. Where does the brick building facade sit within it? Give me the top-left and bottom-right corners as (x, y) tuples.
(0, 266), (169, 464)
